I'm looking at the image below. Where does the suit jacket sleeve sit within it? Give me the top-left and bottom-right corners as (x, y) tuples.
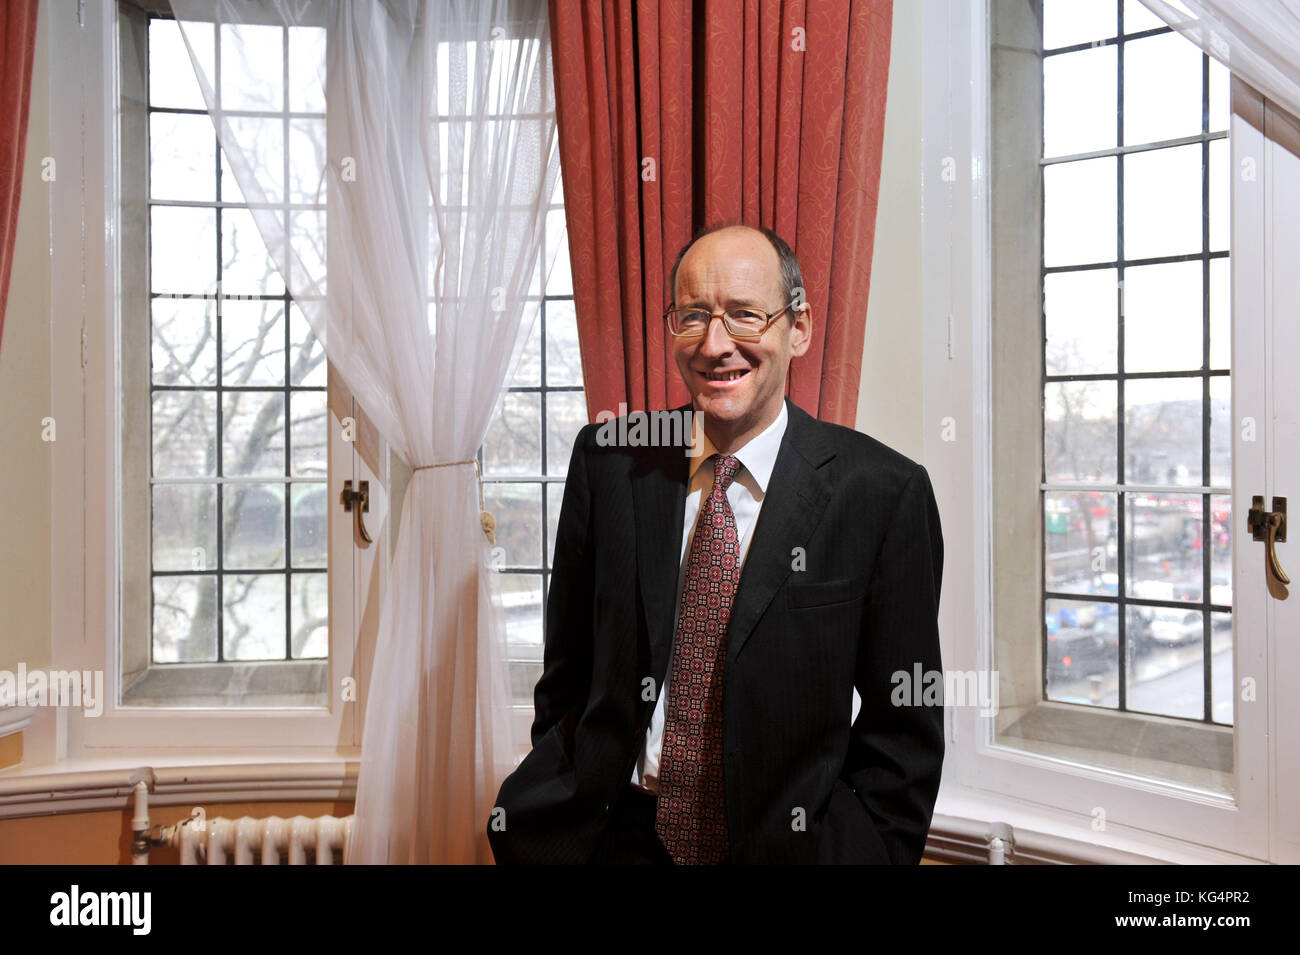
(844, 463), (945, 864)
(528, 423), (596, 749)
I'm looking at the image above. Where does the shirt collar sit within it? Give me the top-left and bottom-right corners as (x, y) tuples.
(688, 399), (789, 493)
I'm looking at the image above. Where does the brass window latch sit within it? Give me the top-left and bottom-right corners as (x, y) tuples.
(341, 479), (372, 549)
(1247, 495), (1288, 601)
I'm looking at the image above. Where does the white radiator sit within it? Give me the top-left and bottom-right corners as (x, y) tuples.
(131, 780), (355, 865)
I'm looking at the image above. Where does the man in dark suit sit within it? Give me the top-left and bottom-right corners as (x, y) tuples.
(487, 223), (944, 864)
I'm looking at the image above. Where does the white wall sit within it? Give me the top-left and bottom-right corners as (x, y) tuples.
(855, 0), (925, 465)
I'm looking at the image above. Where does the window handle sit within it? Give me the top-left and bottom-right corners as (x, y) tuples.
(341, 479), (373, 549)
(1247, 495), (1288, 601)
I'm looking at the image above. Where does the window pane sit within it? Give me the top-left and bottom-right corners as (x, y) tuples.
(152, 298), (217, 387)
(223, 483), (286, 569)
(1045, 491), (1118, 597)
(1044, 158), (1117, 267)
(484, 483), (543, 569)
(1209, 57), (1229, 132)
(1123, 144), (1202, 259)
(545, 208), (572, 295)
(1127, 604), (1204, 719)
(290, 391), (327, 477)
(1045, 597), (1119, 706)
(483, 392), (542, 475)
(545, 301), (584, 387)
(288, 117), (327, 205)
(222, 208), (285, 296)
(152, 390), (217, 478)
(291, 572), (328, 658)
(1125, 491), (1203, 597)
(290, 482), (328, 569)
(153, 575), (218, 663)
(149, 20), (211, 111)
(1044, 380), (1118, 483)
(1210, 494), (1232, 605)
(546, 392), (587, 477)
(152, 484), (217, 572)
(1122, 0), (1165, 34)
(509, 312), (541, 387)
(220, 23), (284, 111)
(1124, 377), (1202, 486)
(1210, 375), (1230, 487)
(1209, 257), (1229, 369)
(1209, 136), (1229, 252)
(222, 299), (286, 386)
(1042, 0), (1115, 49)
(1046, 268), (1118, 375)
(1044, 46), (1116, 157)
(151, 207), (216, 294)
(224, 574), (287, 660)
(289, 305), (327, 386)
(222, 391), (286, 477)
(1211, 610), (1233, 724)
(288, 26), (327, 113)
(1124, 32), (1203, 146)
(1123, 260), (1202, 373)
(150, 113), (215, 202)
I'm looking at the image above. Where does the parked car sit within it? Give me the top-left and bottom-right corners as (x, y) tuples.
(1047, 624), (1116, 682)
(1140, 608), (1204, 647)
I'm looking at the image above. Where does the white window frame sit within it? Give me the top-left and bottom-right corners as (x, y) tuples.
(29, 0), (364, 770)
(922, 0), (1272, 863)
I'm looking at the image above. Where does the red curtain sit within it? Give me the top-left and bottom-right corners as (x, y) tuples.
(0, 0), (38, 358)
(548, 0), (893, 426)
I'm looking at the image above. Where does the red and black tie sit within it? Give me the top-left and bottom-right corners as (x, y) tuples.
(655, 453), (742, 865)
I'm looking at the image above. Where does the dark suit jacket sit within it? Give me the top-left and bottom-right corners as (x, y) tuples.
(487, 398), (945, 864)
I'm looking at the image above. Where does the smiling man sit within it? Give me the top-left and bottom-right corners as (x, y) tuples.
(487, 222), (946, 865)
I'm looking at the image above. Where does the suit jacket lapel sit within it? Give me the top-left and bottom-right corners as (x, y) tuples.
(726, 399), (836, 661)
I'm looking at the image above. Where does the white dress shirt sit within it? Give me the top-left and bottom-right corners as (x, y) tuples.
(629, 400), (789, 793)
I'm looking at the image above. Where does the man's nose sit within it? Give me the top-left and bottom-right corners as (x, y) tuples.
(696, 314), (736, 357)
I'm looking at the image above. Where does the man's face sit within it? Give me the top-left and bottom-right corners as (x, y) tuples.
(671, 227), (811, 446)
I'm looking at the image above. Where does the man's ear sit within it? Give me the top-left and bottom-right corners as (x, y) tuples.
(789, 303), (813, 358)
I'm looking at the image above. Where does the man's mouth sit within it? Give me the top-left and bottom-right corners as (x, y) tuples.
(702, 369), (750, 383)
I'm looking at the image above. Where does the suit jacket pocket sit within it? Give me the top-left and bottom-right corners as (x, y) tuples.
(818, 777), (891, 864)
(786, 576), (864, 610)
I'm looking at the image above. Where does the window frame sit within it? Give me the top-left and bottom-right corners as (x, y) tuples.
(35, 0), (361, 762)
(922, 0), (1270, 861)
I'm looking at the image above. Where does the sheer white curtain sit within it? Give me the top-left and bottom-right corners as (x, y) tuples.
(1139, 0), (1300, 118)
(167, 0), (560, 863)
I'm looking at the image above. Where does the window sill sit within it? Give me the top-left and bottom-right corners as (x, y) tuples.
(0, 748), (358, 819)
(927, 785), (1265, 864)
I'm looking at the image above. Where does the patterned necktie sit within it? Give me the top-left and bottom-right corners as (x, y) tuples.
(655, 453), (742, 865)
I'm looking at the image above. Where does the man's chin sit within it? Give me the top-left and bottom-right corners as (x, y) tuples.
(691, 392), (749, 424)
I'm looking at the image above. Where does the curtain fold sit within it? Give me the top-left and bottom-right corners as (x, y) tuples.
(548, 0), (893, 426)
(167, 0), (561, 863)
(0, 0), (39, 357)
(1140, 0), (1300, 120)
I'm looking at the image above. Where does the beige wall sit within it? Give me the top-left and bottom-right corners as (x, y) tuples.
(855, 0), (925, 464)
(0, 0), (51, 674)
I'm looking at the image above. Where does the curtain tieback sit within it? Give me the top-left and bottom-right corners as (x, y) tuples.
(410, 458), (495, 546)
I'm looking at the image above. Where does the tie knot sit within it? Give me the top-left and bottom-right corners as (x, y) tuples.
(711, 453), (741, 492)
